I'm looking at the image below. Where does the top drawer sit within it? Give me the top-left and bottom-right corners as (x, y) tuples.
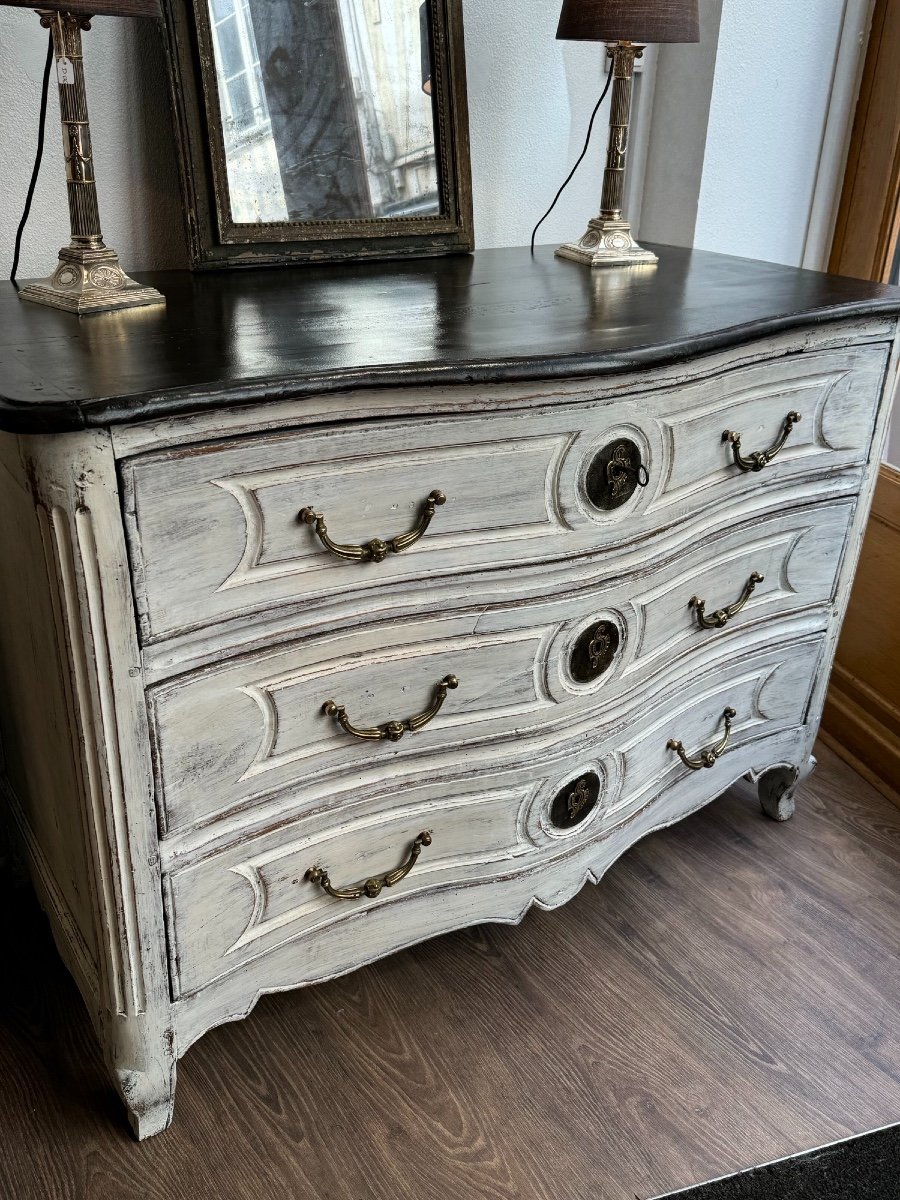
(122, 344), (887, 646)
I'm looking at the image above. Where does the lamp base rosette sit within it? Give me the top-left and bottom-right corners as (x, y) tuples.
(18, 245), (165, 315)
(556, 216), (659, 268)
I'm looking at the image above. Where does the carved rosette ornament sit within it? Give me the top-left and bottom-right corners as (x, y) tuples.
(17, 10), (164, 315)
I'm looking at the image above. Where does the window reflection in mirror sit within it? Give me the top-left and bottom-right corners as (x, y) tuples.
(207, 0), (441, 225)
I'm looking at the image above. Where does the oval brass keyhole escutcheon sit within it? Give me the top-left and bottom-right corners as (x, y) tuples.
(550, 772), (601, 830)
(586, 439), (648, 511)
(570, 620), (620, 683)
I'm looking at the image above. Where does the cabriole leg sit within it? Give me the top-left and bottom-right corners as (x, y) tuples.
(758, 756), (817, 822)
(108, 1030), (177, 1140)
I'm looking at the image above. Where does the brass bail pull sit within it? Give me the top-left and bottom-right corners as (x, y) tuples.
(323, 675), (459, 743)
(299, 490), (446, 563)
(690, 572), (764, 630)
(667, 707), (736, 771)
(723, 411), (802, 473)
(306, 832), (433, 901)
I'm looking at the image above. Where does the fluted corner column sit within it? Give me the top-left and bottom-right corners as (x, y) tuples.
(18, 10), (165, 315)
(556, 40), (658, 270)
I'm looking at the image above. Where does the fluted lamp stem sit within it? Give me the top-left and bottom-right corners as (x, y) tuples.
(18, 10), (164, 314)
(557, 40), (657, 268)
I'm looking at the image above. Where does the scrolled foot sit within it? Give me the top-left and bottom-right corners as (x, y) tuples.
(116, 1062), (176, 1140)
(124, 1088), (175, 1139)
(758, 757), (816, 822)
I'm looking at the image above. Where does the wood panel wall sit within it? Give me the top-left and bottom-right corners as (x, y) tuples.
(824, 0), (900, 799)
(822, 466), (900, 799)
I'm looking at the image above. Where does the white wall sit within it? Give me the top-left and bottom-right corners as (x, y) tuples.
(640, 0), (865, 271)
(639, 0), (899, 466)
(0, 9), (187, 278)
(889, 427), (900, 471)
(464, 2), (611, 250)
(694, 0), (849, 267)
(694, 0), (899, 466)
(0, 2), (613, 278)
(639, 0), (724, 250)
(2, 3), (896, 461)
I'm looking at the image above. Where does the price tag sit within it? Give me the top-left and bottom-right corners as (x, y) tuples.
(57, 57), (75, 85)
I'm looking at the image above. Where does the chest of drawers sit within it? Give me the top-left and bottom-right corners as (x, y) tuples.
(1, 247), (898, 1138)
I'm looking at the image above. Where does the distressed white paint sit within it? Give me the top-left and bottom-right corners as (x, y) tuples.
(0, 317), (895, 1138)
(122, 345), (884, 646)
(146, 500), (849, 841)
(168, 632), (824, 1001)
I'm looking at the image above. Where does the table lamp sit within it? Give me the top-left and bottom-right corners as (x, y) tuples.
(555, 0), (699, 268)
(4, 0), (165, 314)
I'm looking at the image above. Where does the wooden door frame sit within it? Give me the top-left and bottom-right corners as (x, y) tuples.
(824, 0), (900, 798)
(829, 0), (900, 281)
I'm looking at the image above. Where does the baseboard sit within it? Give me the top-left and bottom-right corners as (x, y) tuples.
(818, 728), (900, 808)
(823, 664), (900, 804)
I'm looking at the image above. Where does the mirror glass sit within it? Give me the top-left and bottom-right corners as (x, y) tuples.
(206, 0), (441, 224)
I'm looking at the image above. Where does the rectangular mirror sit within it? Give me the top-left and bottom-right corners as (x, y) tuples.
(162, 0), (473, 267)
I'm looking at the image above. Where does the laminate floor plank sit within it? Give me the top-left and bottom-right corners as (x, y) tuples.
(2, 742), (899, 1200)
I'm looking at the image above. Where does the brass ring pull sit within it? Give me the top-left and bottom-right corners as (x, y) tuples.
(323, 674), (459, 743)
(607, 444), (650, 498)
(689, 572), (764, 630)
(306, 831), (432, 900)
(667, 707), (736, 770)
(299, 490), (446, 563)
(723, 411), (801, 472)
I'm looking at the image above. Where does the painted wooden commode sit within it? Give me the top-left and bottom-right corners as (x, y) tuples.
(0, 247), (898, 1137)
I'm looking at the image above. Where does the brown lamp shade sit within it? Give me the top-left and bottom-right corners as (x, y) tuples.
(557, 0), (700, 44)
(0, 0), (159, 15)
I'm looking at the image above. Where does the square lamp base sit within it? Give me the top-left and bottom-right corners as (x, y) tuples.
(556, 218), (659, 269)
(18, 248), (165, 316)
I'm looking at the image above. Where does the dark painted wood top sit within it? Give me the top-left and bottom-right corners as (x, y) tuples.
(2, 244), (899, 433)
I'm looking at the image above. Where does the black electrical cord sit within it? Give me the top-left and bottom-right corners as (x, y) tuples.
(11, 29), (54, 286)
(530, 67), (614, 256)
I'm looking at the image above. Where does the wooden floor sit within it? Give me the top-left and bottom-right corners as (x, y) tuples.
(2, 742), (899, 1200)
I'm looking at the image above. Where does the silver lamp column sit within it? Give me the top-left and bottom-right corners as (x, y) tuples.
(553, 0), (700, 270)
(18, 9), (164, 314)
(556, 41), (658, 268)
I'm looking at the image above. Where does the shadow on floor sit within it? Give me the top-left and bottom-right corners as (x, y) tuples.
(652, 1124), (900, 1199)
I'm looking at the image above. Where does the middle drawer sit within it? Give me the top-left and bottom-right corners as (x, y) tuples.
(150, 498), (852, 836)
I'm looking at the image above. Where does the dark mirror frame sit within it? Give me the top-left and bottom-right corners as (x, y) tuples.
(160, 0), (473, 268)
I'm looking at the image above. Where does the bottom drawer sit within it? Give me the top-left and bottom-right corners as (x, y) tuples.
(164, 630), (825, 1000)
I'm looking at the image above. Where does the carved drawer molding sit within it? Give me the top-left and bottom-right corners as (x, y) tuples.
(122, 345), (886, 661)
(0, 252), (896, 1139)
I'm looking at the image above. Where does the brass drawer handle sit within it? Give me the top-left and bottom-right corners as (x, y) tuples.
(667, 707), (736, 770)
(323, 674), (459, 743)
(299, 490), (446, 563)
(306, 831), (432, 900)
(723, 411), (801, 472)
(689, 572), (764, 630)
